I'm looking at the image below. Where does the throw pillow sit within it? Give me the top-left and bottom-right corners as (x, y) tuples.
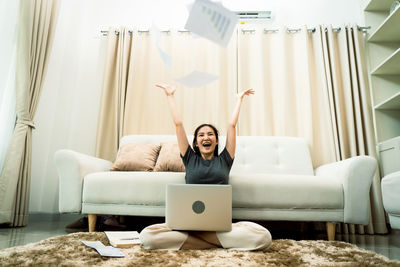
(110, 143), (161, 171)
(153, 142), (185, 172)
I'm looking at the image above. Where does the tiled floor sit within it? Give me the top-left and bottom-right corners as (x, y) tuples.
(0, 214), (77, 250)
(336, 232), (400, 261)
(0, 214), (399, 262)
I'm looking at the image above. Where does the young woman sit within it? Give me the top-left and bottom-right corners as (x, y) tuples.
(139, 84), (272, 250)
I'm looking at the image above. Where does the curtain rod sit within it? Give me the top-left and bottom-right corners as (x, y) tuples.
(101, 26), (370, 36)
(260, 26), (371, 34)
(241, 25), (371, 34)
(100, 29), (175, 36)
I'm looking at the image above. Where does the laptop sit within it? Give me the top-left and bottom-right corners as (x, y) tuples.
(165, 184), (232, 231)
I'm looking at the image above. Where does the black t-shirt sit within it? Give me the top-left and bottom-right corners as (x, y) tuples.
(180, 145), (234, 184)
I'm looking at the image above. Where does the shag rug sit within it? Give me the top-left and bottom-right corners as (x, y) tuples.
(0, 232), (399, 266)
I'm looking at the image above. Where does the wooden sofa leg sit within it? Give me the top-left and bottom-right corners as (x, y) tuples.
(88, 214), (97, 232)
(326, 222), (336, 241)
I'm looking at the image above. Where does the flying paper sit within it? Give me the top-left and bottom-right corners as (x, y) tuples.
(175, 70), (219, 88)
(185, 0), (238, 47)
(156, 45), (172, 69)
(152, 22), (172, 69)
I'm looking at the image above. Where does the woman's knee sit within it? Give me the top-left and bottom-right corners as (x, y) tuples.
(139, 223), (188, 250)
(140, 224), (164, 249)
(244, 221), (272, 250)
(216, 221), (272, 250)
(255, 225), (272, 250)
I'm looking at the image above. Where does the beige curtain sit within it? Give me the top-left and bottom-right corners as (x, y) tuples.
(320, 25), (387, 234)
(238, 24), (387, 234)
(0, 0), (60, 226)
(96, 24), (386, 234)
(96, 29), (237, 161)
(238, 25), (336, 167)
(95, 27), (133, 162)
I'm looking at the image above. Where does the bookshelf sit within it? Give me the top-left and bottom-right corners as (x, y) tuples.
(364, 0), (400, 175)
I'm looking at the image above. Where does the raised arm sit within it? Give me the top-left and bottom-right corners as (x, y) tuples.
(156, 84), (189, 156)
(226, 89), (255, 158)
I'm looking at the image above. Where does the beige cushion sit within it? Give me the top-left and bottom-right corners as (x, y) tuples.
(110, 144), (160, 171)
(154, 142), (185, 172)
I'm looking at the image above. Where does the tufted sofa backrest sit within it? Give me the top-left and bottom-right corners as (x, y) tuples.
(232, 136), (313, 175)
(120, 135), (314, 175)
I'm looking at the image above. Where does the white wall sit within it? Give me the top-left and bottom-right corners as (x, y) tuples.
(224, 0), (365, 28)
(30, 0), (365, 213)
(0, 0), (19, 173)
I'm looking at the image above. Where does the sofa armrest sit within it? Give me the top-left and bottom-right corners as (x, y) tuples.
(315, 156), (377, 225)
(54, 149), (113, 213)
(381, 171), (400, 215)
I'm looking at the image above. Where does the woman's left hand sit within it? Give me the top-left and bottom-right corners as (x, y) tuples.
(238, 89), (255, 100)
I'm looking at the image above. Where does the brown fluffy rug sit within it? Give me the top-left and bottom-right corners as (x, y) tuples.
(0, 232), (399, 266)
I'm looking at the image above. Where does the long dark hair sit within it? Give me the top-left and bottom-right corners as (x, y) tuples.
(192, 123), (219, 157)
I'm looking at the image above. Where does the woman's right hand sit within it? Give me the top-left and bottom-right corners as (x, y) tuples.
(156, 84), (176, 96)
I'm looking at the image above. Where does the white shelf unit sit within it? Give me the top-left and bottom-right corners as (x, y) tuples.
(371, 48), (400, 75)
(364, 0), (400, 174)
(368, 5), (400, 42)
(364, 0), (394, 11)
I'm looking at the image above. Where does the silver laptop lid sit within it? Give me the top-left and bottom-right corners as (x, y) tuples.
(166, 184), (232, 231)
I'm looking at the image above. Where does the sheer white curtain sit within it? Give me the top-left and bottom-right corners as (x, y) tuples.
(238, 25), (336, 167)
(96, 28), (237, 161)
(0, 0), (19, 174)
(123, 30), (237, 136)
(0, 0), (60, 226)
(238, 24), (386, 234)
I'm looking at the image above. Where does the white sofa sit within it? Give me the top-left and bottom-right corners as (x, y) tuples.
(381, 171), (400, 230)
(55, 135), (377, 240)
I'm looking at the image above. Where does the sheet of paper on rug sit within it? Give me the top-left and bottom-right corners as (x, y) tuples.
(104, 231), (141, 248)
(185, 0), (237, 47)
(175, 70), (219, 88)
(81, 240), (124, 257)
(152, 22), (172, 69)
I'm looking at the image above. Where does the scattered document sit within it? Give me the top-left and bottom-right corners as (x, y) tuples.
(104, 231), (141, 248)
(185, 3), (200, 39)
(175, 70), (219, 88)
(157, 46), (172, 69)
(81, 240), (124, 257)
(185, 0), (238, 47)
(152, 22), (162, 44)
(152, 23), (172, 69)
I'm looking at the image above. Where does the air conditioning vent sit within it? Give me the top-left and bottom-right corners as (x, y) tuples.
(236, 11), (272, 20)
